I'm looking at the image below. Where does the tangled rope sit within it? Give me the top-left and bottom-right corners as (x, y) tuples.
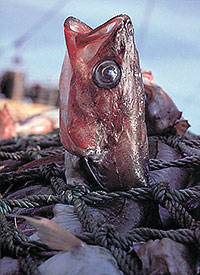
(0, 130), (200, 275)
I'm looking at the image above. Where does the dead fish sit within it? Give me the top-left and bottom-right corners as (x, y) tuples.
(58, 15), (162, 233)
(59, 14), (149, 191)
(142, 71), (190, 137)
(0, 104), (58, 140)
(20, 215), (121, 275)
(0, 104), (16, 140)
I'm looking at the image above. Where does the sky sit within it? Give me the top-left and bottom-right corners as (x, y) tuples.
(0, 0), (200, 133)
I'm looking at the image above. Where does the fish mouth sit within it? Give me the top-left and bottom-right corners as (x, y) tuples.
(64, 14), (132, 36)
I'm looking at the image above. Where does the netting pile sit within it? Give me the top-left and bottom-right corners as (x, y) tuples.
(0, 129), (200, 275)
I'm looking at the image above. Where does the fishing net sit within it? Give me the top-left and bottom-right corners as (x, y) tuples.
(0, 129), (200, 274)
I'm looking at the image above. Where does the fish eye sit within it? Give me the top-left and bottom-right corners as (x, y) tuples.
(92, 60), (121, 89)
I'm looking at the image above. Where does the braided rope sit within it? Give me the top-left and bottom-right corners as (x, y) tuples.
(150, 155), (200, 170)
(0, 150), (25, 160)
(124, 227), (196, 244)
(183, 138), (200, 149)
(160, 135), (200, 156)
(73, 198), (99, 233)
(109, 245), (141, 275)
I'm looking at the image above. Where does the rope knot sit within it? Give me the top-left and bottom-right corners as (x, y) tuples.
(94, 224), (116, 247)
(39, 164), (53, 179)
(64, 186), (87, 204)
(39, 163), (62, 180)
(24, 146), (41, 160)
(151, 182), (169, 206)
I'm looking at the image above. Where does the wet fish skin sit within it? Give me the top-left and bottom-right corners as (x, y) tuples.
(59, 15), (149, 191)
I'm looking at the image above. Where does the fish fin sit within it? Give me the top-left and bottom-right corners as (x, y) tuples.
(15, 152), (64, 173)
(20, 215), (85, 251)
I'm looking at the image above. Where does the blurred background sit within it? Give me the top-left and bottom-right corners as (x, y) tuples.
(0, 0), (199, 133)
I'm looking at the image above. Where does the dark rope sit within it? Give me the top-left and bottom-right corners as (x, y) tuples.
(160, 135), (200, 156)
(150, 155), (200, 170)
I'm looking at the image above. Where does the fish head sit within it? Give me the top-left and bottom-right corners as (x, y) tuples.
(60, 15), (149, 190)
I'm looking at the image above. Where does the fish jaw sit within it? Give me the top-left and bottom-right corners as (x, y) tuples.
(60, 15), (149, 190)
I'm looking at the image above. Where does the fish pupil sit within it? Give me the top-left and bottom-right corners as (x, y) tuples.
(102, 66), (117, 80)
